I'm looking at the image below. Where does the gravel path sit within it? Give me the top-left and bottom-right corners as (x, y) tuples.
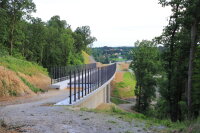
(0, 90), (161, 133)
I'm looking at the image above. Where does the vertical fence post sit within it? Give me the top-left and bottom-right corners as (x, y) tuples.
(78, 70), (80, 99)
(74, 71), (76, 102)
(69, 71), (72, 104)
(85, 69), (87, 96)
(90, 68), (92, 91)
(98, 67), (99, 88)
(82, 69), (84, 97)
(93, 68), (95, 90)
(88, 69), (89, 94)
(96, 68), (98, 88)
(90, 68), (92, 92)
(93, 68), (97, 89)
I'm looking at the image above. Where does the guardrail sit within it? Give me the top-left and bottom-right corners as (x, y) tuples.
(68, 63), (116, 104)
(49, 63), (96, 83)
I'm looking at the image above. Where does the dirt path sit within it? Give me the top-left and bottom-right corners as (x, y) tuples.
(0, 89), (162, 133)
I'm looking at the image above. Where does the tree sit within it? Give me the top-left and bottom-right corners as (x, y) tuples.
(0, 1), (97, 70)
(130, 40), (160, 113)
(21, 18), (47, 64)
(184, 0), (200, 117)
(74, 26), (97, 53)
(157, 0), (200, 121)
(2, 0), (36, 55)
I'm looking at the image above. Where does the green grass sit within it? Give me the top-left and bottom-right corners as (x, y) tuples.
(111, 97), (130, 105)
(82, 51), (90, 64)
(185, 117), (200, 133)
(19, 76), (44, 93)
(80, 106), (189, 132)
(0, 56), (48, 76)
(113, 72), (136, 98)
(111, 58), (127, 62)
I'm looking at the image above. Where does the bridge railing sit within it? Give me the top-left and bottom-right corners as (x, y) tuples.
(68, 63), (116, 104)
(49, 63), (97, 83)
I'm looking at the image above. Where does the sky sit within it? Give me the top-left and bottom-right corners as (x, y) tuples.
(32, 0), (171, 47)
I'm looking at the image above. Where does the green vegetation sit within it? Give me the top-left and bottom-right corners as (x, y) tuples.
(113, 72), (136, 98)
(110, 97), (130, 105)
(92, 47), (133, 63)
(129, 0), (200, 126)
(19, 76), (44, 93)
(82, 51), (90, 64)
(123, 72), (136, 91)
(80, 106), (191, 132)
(186, 117), (200, 133)
(155, 0), (200, 122)
(130, 40), (160, 113)
(0, 56), (48, 76)
(0, 1), (96, 69)
(8, 89), (17, 96)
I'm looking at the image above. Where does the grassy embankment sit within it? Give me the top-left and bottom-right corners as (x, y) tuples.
(82, 51), (90, 64)
(81, 104), (200, 133)
(0, 56), (49, 97)
(109, 63), (199, 133)
(111, 71), (136, 104)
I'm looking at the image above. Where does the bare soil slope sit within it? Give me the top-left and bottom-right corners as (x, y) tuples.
(0, 66), (34, 97)
(0, 56), (50, 99)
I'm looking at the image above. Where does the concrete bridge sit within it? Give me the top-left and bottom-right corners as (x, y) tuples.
(50, 63), (116, 108)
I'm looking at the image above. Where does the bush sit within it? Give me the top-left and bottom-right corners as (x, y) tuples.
(0, 46), (9, 57)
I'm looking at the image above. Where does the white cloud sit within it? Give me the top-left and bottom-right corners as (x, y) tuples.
(32, 0), (171, 47)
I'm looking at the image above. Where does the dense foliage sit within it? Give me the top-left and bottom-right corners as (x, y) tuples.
(130, 40), (161, 113)
(0, 0), (96, 68)
(92, 46), (132, 63)
(131, 0), (200, 123)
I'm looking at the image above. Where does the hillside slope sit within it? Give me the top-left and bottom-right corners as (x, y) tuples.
(82, 51), (96, 64)
(0, 56), (50, 98)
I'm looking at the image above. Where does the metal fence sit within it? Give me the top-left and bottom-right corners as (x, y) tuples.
(68, 63), (116, 104)
(49, 63), (97, 83)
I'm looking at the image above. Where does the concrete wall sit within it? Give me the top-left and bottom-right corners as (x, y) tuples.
(73, 78), (113, 109)
(73, 86), (107, 108)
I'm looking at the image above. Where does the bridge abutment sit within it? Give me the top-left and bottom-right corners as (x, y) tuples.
(73, 83), (111, 109)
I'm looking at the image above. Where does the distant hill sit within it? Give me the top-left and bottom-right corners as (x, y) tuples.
(92, 46), (133, 64)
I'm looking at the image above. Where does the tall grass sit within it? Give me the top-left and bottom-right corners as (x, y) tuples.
(0, 56), (48, 76)
(82, 51), (90, 64)
(113, 72), (136, 98)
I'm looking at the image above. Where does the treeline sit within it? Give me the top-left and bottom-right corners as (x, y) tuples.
(92, 46), (132, 63)
(0, 0), (96, 68)
(131, 0), (200, 122)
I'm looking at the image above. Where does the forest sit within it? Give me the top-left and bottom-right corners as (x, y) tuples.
(130, 0), (200, 123)
(0, 0), (96, 68)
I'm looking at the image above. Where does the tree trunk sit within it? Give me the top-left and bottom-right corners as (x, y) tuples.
(167, 3), (180, 122)
(187, 19), (198, 118)
(138, 85), (141, 111)
(9, 1), (16, 56)
(10, 24), (14, 56)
